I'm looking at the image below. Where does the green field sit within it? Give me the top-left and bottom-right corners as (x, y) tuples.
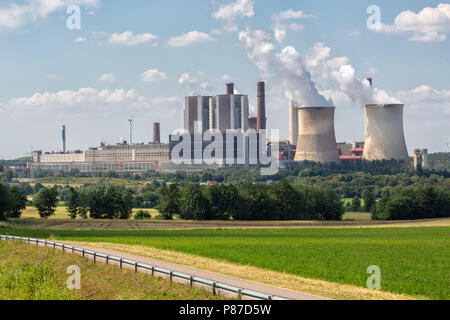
(0, 241), (225, 300)
(20, 207), (159, 220)
(2, 227), (449, 299)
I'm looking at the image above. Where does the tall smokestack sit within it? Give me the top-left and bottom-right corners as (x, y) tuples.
(226, 83), (234, 95)
(61, 125), (66, 153)
(153, 122), (161, 144)
(257, 81), (266, 133)
(289, 101), (298, 146)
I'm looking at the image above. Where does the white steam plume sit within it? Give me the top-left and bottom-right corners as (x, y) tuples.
(305, 42), (400, 105)
(238, 27), (331, 107)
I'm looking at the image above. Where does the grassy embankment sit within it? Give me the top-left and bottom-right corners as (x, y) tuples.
(2, 227), (449, 300)
(0, 241), (225, 300)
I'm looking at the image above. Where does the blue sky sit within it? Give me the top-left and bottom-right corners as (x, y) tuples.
(0, 0), (449, 158)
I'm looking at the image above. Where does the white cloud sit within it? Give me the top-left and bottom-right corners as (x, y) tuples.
(238, 26), (330, 108)
(273, 9), (316, 20)
(222, 74), (233, 82)
(212, 0), (254, 31)
(271, 9), (313, 43)
(0, 0), (99, 31)
(367, 67), (379, 76)
(305, 42), (399, 105)
(373, 3), (450, 42)
(273, 22), (303, 44)
(166, 31), (215, 47)
(74, 37), (87, 43)
(140, 69), (167, 83)
(107, 31), (158, 46)
(99, 73), (116, 82)
(178, 72), (203, 85)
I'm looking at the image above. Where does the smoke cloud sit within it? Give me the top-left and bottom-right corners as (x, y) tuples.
(238, 27), (331, 108)
(305, 42), (401, 105)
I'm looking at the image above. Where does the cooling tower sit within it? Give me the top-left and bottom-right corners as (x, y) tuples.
(294, 107), (340, 163)
(363, 104), (409, 164)
(289, 101), (298, 146)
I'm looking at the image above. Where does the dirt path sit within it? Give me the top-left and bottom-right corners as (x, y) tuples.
(3, 217), (450, 231)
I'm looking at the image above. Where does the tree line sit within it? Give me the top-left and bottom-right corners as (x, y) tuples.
(157, 180), (344, 221)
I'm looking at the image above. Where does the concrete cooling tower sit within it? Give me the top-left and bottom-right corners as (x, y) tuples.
(363, 104), (410, 164)
(294, 107), (340, 163)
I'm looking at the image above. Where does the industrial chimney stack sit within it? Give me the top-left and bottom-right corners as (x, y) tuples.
(257, 81), (266, 133)
(153, 122), (161, 144)
(61, 125), (66, 153)
(226, 83), (234, 95)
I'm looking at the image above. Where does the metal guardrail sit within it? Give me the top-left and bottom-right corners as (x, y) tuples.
(0, 235), (291, 301)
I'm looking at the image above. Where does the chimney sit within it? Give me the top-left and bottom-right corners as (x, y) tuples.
(61, 125), (66, 153)
(257, 81), (266, 133)
(226, 83), (234, 95)
(153, 122), (161, 144)
(366, 78), (373, 87)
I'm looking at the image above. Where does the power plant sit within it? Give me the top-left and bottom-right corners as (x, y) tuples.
(363, 104), (410, 164)
(28, 78), (418, 173)
(293, 107), (341, 163)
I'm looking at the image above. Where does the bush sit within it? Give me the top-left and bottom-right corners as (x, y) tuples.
(372, 187), (450, 220)
(134, 210), (152, 220)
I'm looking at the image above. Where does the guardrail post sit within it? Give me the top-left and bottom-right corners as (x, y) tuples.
(267, 295), (273, 300)
(36, 239), (38, 247)
(106, 256), (109, 265)
(26, 238), (29, 244)
(72, 246), (74, 253)
(237, 289), (242, 300)
(151, 266), (154, 277)
(212, 282), (217, 296)
(120, 259), (123, 269)
(82, 249), (85, 258)
(189, 276), (193, 288)
(93, 252), (96, 263)
(53, 242), (56, 250)
(169, 271), (173, 282)
(62, 244), (65, 253)
(134, 263), (138, 273)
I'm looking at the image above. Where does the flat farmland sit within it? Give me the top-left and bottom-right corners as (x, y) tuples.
(2, 227), (449, 300)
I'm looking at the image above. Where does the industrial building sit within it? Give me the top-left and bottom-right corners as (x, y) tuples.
(29, 122), (173, 173)
(294, 107), (341, 163)
(363, 104), (410, 164)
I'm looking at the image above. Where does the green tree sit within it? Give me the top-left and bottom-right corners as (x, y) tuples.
(0, 184), (13, 221)
(179, 184), (210, 220)
(6, 187), (27, 218)
(362, 189), (376, 212)
(33, 186), (58, 219)
(66, 187), (80, 219)
(351, 196), (362, 212)
(157, 184), (181, 220)
(270, 180), (307, 220)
